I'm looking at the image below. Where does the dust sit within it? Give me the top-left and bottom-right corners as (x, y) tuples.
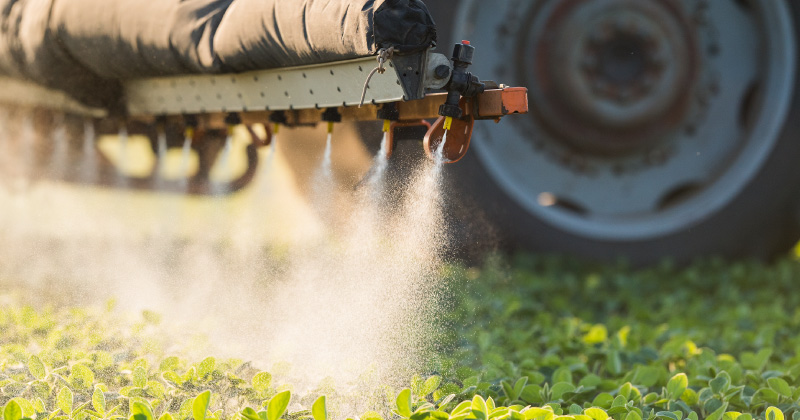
(0, 109), (453, 417)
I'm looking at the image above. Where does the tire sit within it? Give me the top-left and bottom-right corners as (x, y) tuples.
(429, 0), (800, 264)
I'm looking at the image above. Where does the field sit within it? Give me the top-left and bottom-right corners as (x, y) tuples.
(3, 253), (800, 420)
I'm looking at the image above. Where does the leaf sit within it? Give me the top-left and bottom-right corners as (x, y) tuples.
(625, 412), (642, 420)
(551, 382), (577, 401)
(766, 378), (792, 399)
(667, 374), (688, 401)
(57, 387), (73, 415)
(606, 350), (622, 376)
(502, 381), (516, 400)
(583, 408), (608, 420)
(472, 395), (488, 420)
(451, 401), (472, 416)
(197, 357), (215, 379)
(131, 402), (154, 420)
(159, 413), (174, 420)
(133, 366), (147, 389)
(4, 399), (23, 420)
(741, 349), (772, 371)
(766, 407), (784, 420)
(266, 390), (291, 420)
(583, 325), (608, 344)
(69, 364), (95, 390)
(312, 396), (327, 420)
(706, 402), (728, 420)
(28, 355), (46, 380)
(552, 367), (572, 385)
(710, 372), (730, 395)
(241, 408), (261, 420)
(656, 412), (679, 420)
(160, 357), (180, 372)
(421, 376), (442, 397)
(396, 389), (412, 418)
(523, 407), (554, 420)
(252, 372), (272, 396)
(192, 391), (211, 420)
(93, 386), (106, 416)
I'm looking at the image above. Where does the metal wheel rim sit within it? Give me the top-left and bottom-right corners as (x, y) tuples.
(455, 0), (797, 241)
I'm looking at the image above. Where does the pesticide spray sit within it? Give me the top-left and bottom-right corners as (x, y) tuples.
(0, 114), (454, 418)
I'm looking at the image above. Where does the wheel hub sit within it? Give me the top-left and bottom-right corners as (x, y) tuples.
(526, 0), (700, 154)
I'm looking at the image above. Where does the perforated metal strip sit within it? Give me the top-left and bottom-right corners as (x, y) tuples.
(124, 57), (408, 117)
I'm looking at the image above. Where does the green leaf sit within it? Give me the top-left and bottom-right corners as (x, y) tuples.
(551, 382), (577, 401)
(192, 391), (211, 420)
(583, 408), (608, 420)
(552, 367), (573, 385)
(241, 408), (261, 420)
(502, 381), (516, 401)
(93, 386), (106, 416)
(133, 366), (147, 389)
(667, 374), (688, 401)
(159, 357), (180, 372)
(741, 349), (772, 371)
(766, 378), (792, 399)
(69, 364), (95, 390)
(27, 356), (46, 380)
(396, 389), (412, 418)
(57, 387), (73, 415)
(656, 412), (679, 420)
(472, 395), (488, 420)
(158, 413), (174, 420)
(625, 411), (642, 420)
(197, 357), (215, 379)
(523, 407), (553, 420)
(421, 376), (442, 397)
(706, 402), (728, 420)
(766, 407), (784, 420)
(131, 402), (154, 420)
(312, 396), (327, 420)
(583, 325), (608, 344)
(252, 372), (272, 396)
(710, 372), (730, 395)
(266, 390), (291, 420)
(4, 400), (23, 420)
(606, 350), (622, 376)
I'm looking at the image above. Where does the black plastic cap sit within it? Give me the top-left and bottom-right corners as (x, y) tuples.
(452, 43), (474, 64)
(439, 103), (463, 119)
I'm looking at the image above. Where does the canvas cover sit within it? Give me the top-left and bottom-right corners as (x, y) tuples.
(0, 0), (436, 108)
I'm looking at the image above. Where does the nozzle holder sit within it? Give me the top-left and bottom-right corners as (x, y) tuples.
(269, 110), (288, 125)
(321, 107), (342, 123)
(438, 41), (486, 119)
(183, 114), (199, 129)
(224, 112), (241, 126)
(377, 102), (400, 121)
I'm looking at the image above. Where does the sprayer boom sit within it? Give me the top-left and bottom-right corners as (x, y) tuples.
(0, 43), (527, 194)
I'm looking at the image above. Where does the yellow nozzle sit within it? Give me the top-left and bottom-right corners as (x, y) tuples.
(443, 116), (453, 131)
(327, 121), (335, 134)
(273, 122), (280, 135)
(383, 119), (391, 133)
(184, 127), (195, 139)
(226, 124), (235, 136)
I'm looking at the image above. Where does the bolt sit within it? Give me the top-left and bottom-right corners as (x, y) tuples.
(434, 65), (451, 80)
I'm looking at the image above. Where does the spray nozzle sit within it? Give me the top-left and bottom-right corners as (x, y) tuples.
(321, 108), (342, 134)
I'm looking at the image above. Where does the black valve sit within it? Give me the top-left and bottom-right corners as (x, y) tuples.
(439, 40), (486, 119)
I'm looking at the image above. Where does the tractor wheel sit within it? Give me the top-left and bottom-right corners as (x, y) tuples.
(432, 0), (800, 264)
